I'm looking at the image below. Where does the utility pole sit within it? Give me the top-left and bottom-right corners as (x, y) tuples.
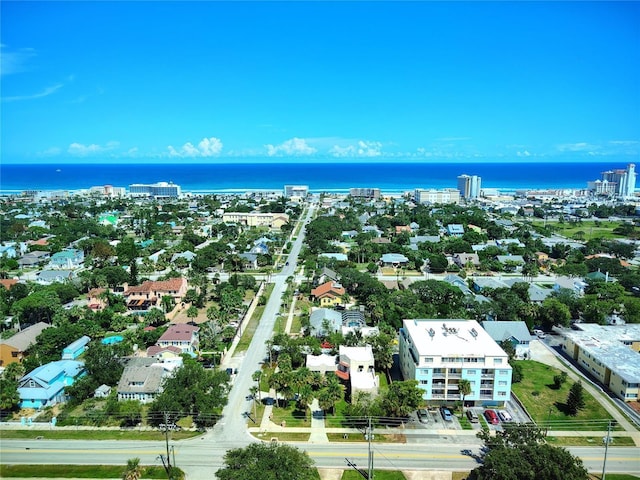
(367, 416), (374, 480)
(602, 420), (612, 480)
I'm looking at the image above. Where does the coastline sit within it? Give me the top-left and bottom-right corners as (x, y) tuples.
(0, 161), (631, 195)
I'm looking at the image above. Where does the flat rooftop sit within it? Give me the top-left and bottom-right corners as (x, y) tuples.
(563, 324), (640, 383)
(402, 319), (508, 358)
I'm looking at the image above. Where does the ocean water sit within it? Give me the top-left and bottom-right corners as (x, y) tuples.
(0, 161), (632, 194)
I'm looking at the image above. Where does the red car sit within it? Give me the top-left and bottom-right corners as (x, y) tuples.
(484, 409), (500, 425)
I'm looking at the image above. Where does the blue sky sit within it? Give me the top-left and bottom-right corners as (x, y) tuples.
(1, 1), (639, 163)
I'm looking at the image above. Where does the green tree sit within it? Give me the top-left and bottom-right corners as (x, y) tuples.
(472, 424), (588, 480)
(458, 379), (472, 418)
(566, 381), (586, 416)
(380, 380), (423, 418)
(186, 305), (199, 322)
(122, 457), (143, 480)
(0, 376), (20, 412)
(216, 442), (317, 480)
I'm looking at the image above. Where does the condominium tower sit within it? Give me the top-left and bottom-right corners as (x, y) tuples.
(457, 174), (482, 199)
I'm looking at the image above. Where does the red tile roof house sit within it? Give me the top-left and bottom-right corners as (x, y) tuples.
(157, 324), (199, 356)
(311, 281), (346, 307)
(123, 278), (188, 311)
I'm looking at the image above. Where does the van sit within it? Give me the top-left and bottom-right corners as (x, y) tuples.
(466, 410), (479, 423)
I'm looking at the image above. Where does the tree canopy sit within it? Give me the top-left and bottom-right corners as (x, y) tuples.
(215, 442), (317, 480)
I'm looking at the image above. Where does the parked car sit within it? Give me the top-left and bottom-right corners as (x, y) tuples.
(417, 408), (429, 424)
(498, 410), (513, 422)
(484, 409), (500, 425)
(440, 407), (453, 422)
(466, 409), (479, 423)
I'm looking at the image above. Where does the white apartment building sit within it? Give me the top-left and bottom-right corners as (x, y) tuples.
(399, 319), (512, 406)
(561, 323), (640, 403)
(284, 185), (309, 198)
(414, 188), (460, 205)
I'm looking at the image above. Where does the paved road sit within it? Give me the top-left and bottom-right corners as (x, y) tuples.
(2, 439), (639, 475)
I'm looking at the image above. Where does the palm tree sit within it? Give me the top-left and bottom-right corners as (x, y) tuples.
(123, 457), (143, 480)
(458, 379), (472, 419)
(252, 370), (263, 401)
(297, 384), (314, 421)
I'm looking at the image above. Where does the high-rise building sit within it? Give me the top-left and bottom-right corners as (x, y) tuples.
(129, 181), (181, 198)
(457, 174), (482, 199)
(600, 164), (636, 197)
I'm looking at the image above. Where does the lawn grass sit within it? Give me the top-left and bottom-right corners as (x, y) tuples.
(0, 429), (200, 441)
(253, 431), (311, 442)
(342, 471), (407, 479)
(326, 433), (406, 443)
(0, 464), (177, 478)
(546, 435), (637, 447)
(236, 283), (274, 353)
(529, 219), (626, 241)
(511, 360), (615, 430)
(589, 475), (640, 480)
(269, 401), (311, 427)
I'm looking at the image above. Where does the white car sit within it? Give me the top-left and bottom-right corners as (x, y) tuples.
(498, 410), (513, 422)
(533, 329), (546, 339)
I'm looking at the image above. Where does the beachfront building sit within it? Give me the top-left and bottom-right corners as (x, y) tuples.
(588, 164), (637, 198)
(561, 323), (640, 403)
(89, 185), (126, 197)
(414, 188), (460, 205)
(349, 187), (381, 199)
(457, 174), (482, 199)
(399, 319), (512, 406)
(284, 185), (309, 198)
(129, 181), (181, 198)
(222, 212), (289, 229)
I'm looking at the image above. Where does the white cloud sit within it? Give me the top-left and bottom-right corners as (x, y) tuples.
(39, 147), (62, 157)
(68, 141), (119, 156)
(517, 150), (531, 157)
(265, 137), (316, 156)
(0, 45), (36, 76)
(2, 83), (63, 102)
(556, 142), (598, 152)
(168, 136), (223, 157)
(329, 140), (383, 157)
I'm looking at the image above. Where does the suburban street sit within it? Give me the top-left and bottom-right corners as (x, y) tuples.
(1, 438), (639, 475)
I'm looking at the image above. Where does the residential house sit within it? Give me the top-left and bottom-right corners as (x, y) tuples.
(442, 274), (474, 296)
(157, 324), (199, 355)
(317, 267), (339, 285)
(62, 336), (91, 360)
(18, 360), (85, 409)
(35, 269), (76, 285)
(306, 354), (338, 375)
(446, 224), (465, 237)
(335, 345), (379, 399)
(94, 384), (112, 398)
(48, 249), (84, 270)
(87, 288), (107, 310)
(117, 359), (165, 404)
(222, 212), (289, 229)
(171, 250), (196, 264)
(451, 253), (480, 269)
(17, 251), (50, 268)
(308, 308), (343, 336)
(380, 253), (409, 267)
(0, 322), (51, 366)
(124, 278), (188, 311)
(496, 255), (525, 272)
(238, 253), (259, 270)
(311, 281), (346, 307)
(318, 253), (348, 262)
(482, 321), (533, 359)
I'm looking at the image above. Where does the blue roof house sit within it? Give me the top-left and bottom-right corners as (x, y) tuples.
(447, 224), (465, 237)
(62, 335), (91, 360)
(48, 248), (84, 270)
(18, 360), (85, 409)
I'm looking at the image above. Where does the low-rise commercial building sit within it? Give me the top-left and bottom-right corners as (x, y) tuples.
(561, 323), (640, 403)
